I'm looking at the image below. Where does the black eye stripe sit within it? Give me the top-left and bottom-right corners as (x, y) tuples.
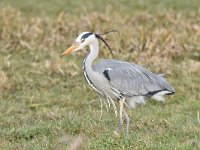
(81, 32), (93, 40)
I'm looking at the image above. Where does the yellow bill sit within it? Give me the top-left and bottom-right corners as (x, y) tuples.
(61, 44), (79, 56)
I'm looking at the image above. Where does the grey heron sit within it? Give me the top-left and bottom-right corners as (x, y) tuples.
(61, 31), (175, 137)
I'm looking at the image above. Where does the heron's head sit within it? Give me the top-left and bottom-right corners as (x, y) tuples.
(61, 32), (97, 56)
(61, 30), (119, 57)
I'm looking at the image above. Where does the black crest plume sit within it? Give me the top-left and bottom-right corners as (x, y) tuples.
(95, 30), (120, 58)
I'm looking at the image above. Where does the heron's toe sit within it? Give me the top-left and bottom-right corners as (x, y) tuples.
(113, 131), (120, 138)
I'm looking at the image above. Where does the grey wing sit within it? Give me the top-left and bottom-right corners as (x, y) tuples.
(93, 59), (175, 96)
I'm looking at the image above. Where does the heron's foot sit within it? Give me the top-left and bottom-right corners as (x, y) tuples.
(113, 130), (120, 138)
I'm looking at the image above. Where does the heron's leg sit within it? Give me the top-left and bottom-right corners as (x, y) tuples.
(123, 109), (130, 137)
(119, 100), (124, 127)
(114, 98), (124, 135)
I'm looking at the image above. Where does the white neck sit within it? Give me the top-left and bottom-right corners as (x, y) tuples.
(83, 39), (99, 72)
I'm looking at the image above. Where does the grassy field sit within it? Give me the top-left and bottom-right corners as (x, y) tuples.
(0, 0), (200, 149)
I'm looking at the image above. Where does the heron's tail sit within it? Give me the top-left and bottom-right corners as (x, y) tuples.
(158, 74), (175, 94)
(151, 75), (175, 101)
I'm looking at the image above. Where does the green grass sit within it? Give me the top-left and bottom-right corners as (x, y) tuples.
(0, 0), (200, 149)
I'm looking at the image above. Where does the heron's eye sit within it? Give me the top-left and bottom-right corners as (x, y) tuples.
(81, 38), (85, 43)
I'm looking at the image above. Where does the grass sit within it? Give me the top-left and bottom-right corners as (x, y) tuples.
(0, 0), (200, 149)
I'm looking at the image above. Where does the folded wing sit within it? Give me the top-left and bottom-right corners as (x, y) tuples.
(93, 59), (175, 97)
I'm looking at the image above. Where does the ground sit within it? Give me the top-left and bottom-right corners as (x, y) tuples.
(0, 0), (200, 149)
